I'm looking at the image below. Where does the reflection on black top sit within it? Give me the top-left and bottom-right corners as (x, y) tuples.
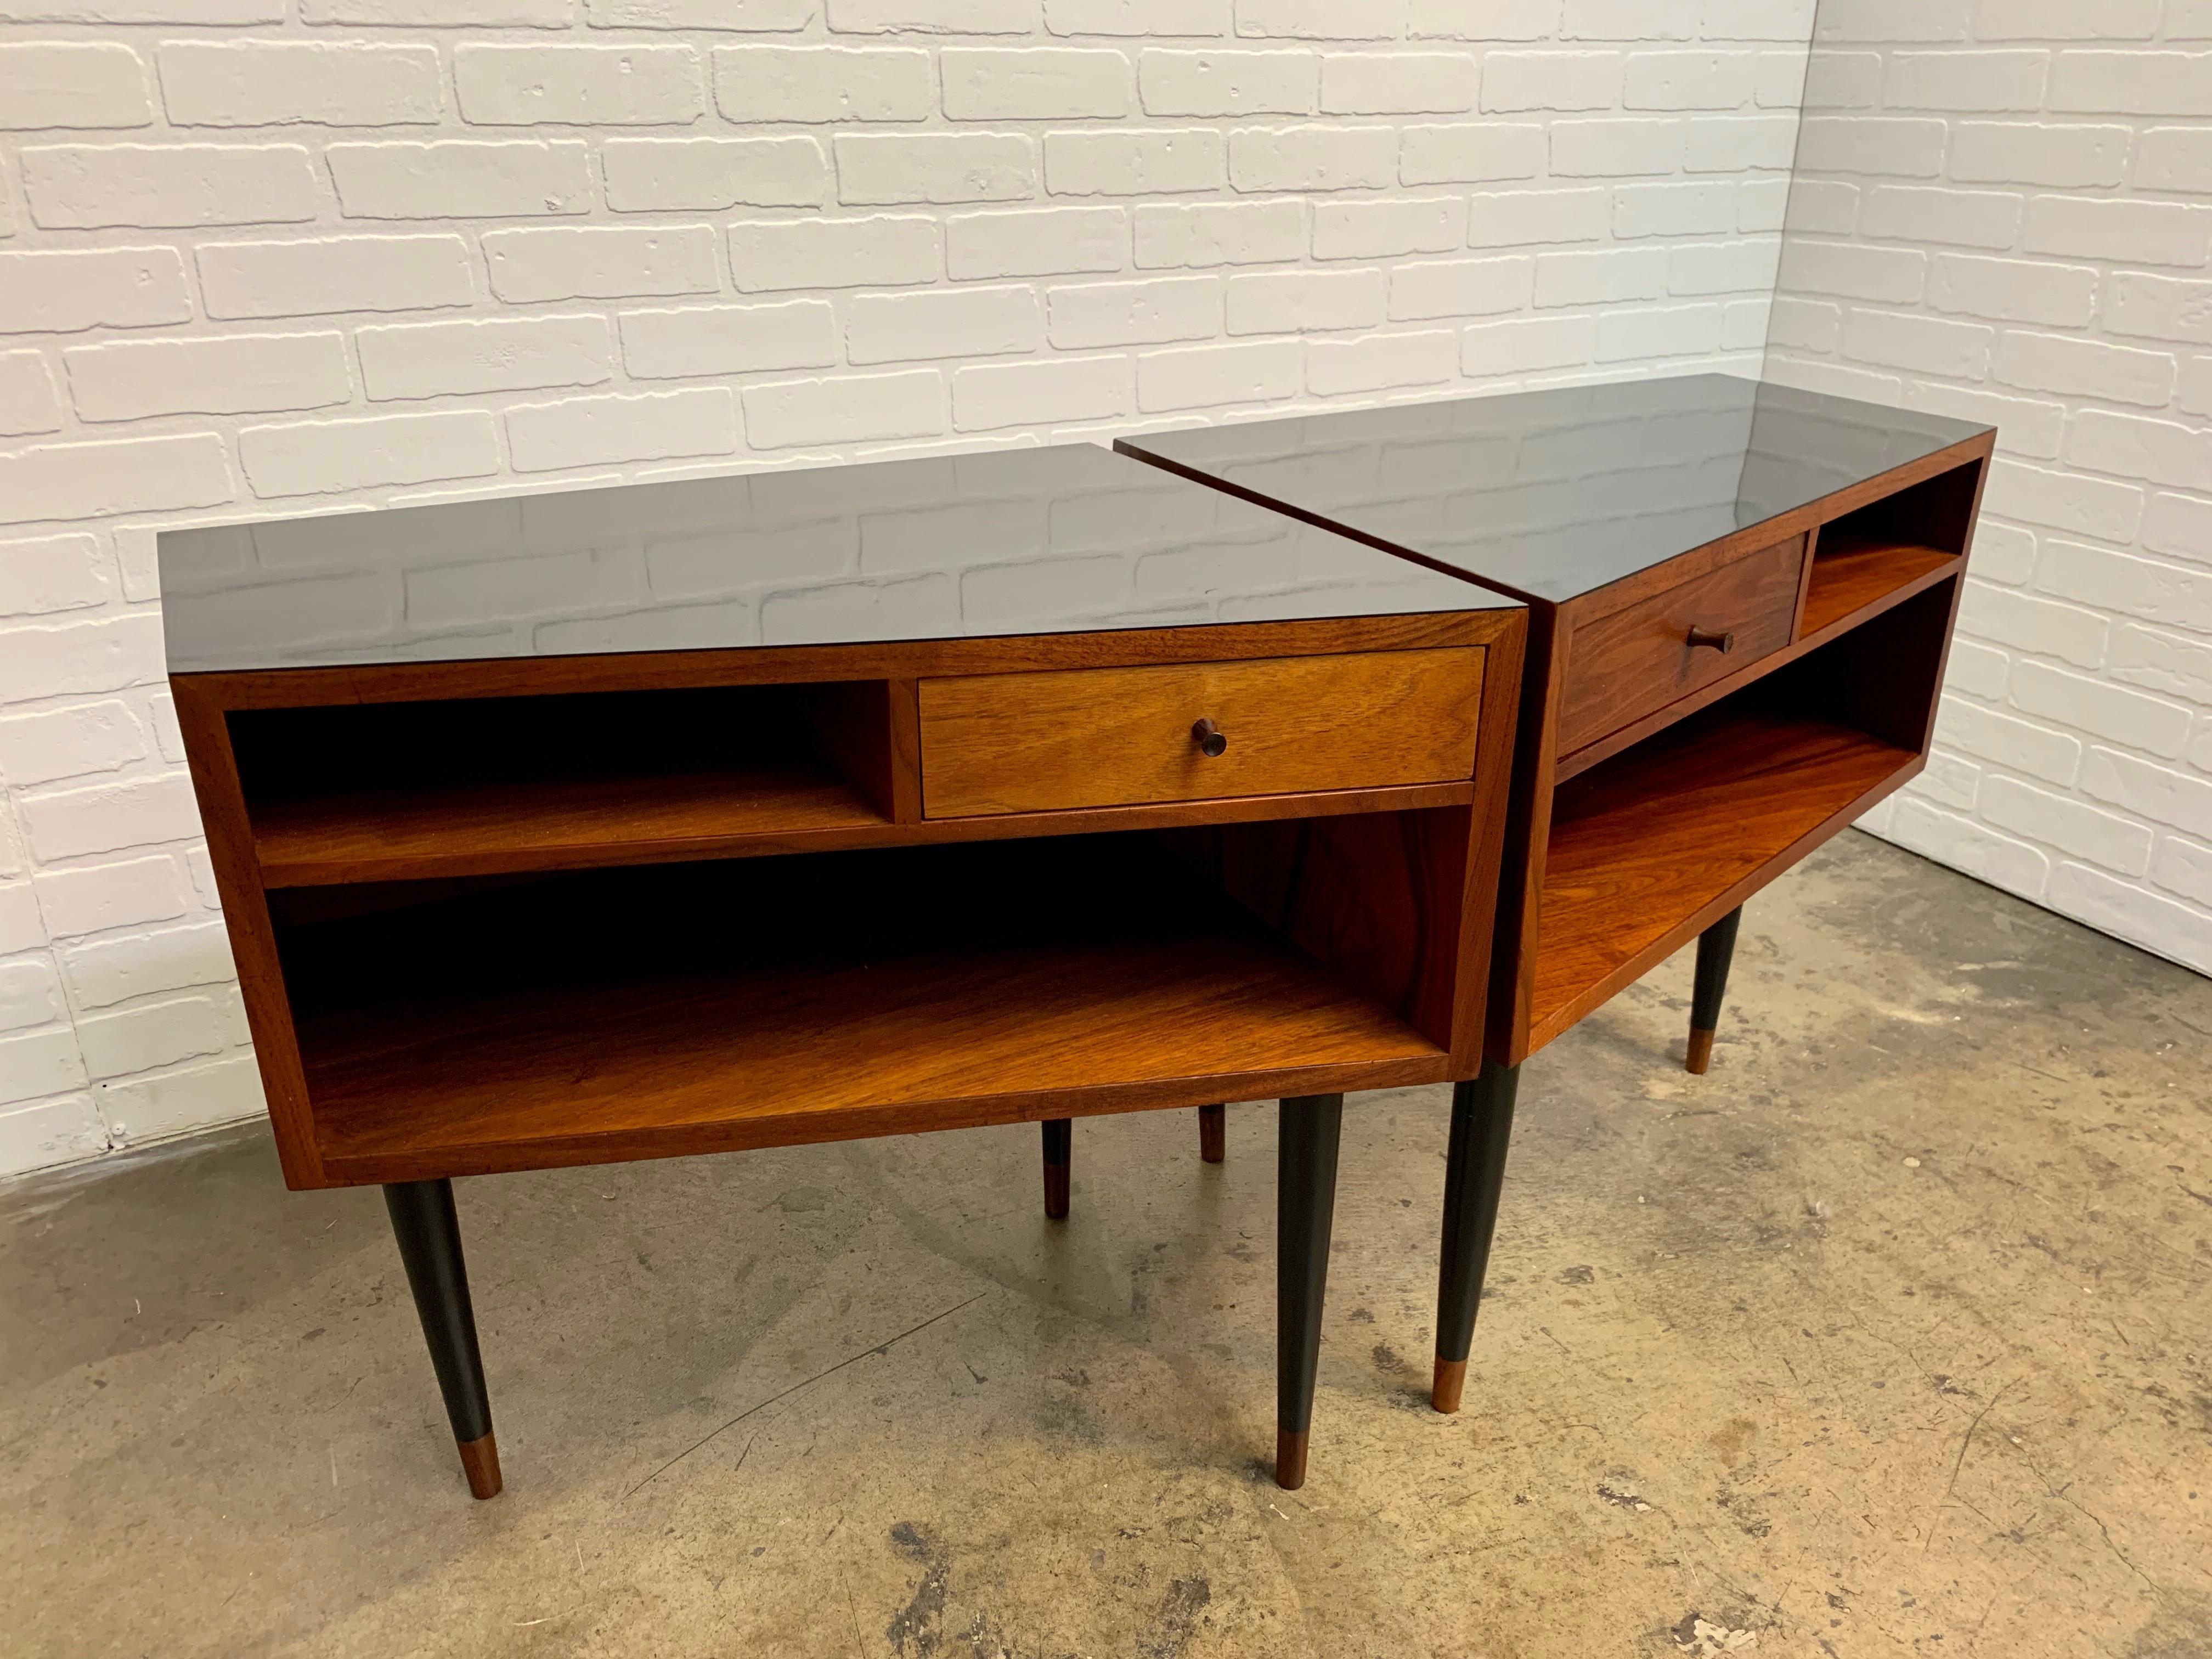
(1116, 374), (1991, 606)
(156, 442), (1511, 673)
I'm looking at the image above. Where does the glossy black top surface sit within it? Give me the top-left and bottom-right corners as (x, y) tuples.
(157, 443), (1510, 673)
(1117, 375), (1991, 607)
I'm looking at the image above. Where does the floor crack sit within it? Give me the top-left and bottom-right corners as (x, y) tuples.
(624, 1291), (989, 1498)
(1925, 1376), (2022, 1551)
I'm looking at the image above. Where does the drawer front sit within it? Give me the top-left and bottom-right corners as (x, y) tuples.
(1556, 534), (1805, 756)
(919, 647), (1485, 819)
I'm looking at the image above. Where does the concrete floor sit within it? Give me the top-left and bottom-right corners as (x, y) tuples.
(4, 832), (2209, 1659)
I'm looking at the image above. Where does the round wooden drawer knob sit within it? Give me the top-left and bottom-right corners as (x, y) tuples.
(1192, 718), (1228, 758)
(1686, 626), (1736, 653)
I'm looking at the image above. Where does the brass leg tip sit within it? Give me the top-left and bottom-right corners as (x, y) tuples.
(1685, 1028), (1715, 1075)
(458, 1430), (502, 1500)
(1431, 1357), (1466, 1414)
(1274, 1429), (1309, 1491)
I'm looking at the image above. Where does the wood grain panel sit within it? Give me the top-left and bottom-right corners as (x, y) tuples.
(1177, 806), (1472, 1053)
(920, 647), (1483, 818)
(810, 679), (900, 821)
(887, 676), (924, 824)
(1555, 535), (1804, 755)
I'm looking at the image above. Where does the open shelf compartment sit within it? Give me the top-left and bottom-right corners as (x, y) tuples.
(1527, 578), (1955, 1048)
(230, 681), (898, 887)
(271, 823), (1467, 1182)
(1800, 458), (1982, 639)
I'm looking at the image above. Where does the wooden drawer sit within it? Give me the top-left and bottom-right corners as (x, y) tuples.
(918, 647), (1485, 819)
(1555, 534), (1805, 757)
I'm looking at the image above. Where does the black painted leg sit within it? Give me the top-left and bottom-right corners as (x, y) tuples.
(383, 1178), (501, 1499)
(1198, 1103), (1225, 1164)
(1276, 1092), (1343, 1490)
(1686, 906), (1743, 1075)
(1041, 1118), (1071, 1219)
(1432, 1062), (1519, 1414)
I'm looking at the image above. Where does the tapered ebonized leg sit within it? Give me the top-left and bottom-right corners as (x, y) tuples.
(1432, 1062), (1519, 1414)
(1041, 1118), (1071, 1219)
(383, 1178), (501, 1499)
(1685, 906), (1743, 1075)
(1198, 1103), (1225, 1164)
(1276, 1093), (1344, 1491)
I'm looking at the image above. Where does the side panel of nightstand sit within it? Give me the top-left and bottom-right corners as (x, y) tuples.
(1453, 609), (1526, 1073)
(171, 678), (326, 1189)
(1485, 604), (1569, 1070)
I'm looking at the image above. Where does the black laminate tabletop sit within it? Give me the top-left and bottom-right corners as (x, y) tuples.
(156, 442), (1513, 674)
(1116, 374), (1993, 608)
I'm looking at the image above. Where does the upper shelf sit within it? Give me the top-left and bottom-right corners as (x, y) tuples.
(252, 763), (888, 887)
(234, 680), (898, 887)
(250, 764), (1478, 886)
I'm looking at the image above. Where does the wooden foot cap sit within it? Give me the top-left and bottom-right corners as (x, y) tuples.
(1685, 1028), (1716, 1075)
(1199, 1104), (1225, 1165)
(1431, 1356), (1466, 1414)
(1274, 1428), (1308, 1491)
(458, 1430), (502, 1500)
(1043, 1165), (1069, 1220)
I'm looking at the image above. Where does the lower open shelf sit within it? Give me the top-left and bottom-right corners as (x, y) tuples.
(1529, 703), (1915, 1047)
(281, 836), (1449, 1182)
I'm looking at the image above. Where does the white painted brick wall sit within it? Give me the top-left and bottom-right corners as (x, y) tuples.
(0, 4), (1807, 1177)
(1772, 0), (2212, 980)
